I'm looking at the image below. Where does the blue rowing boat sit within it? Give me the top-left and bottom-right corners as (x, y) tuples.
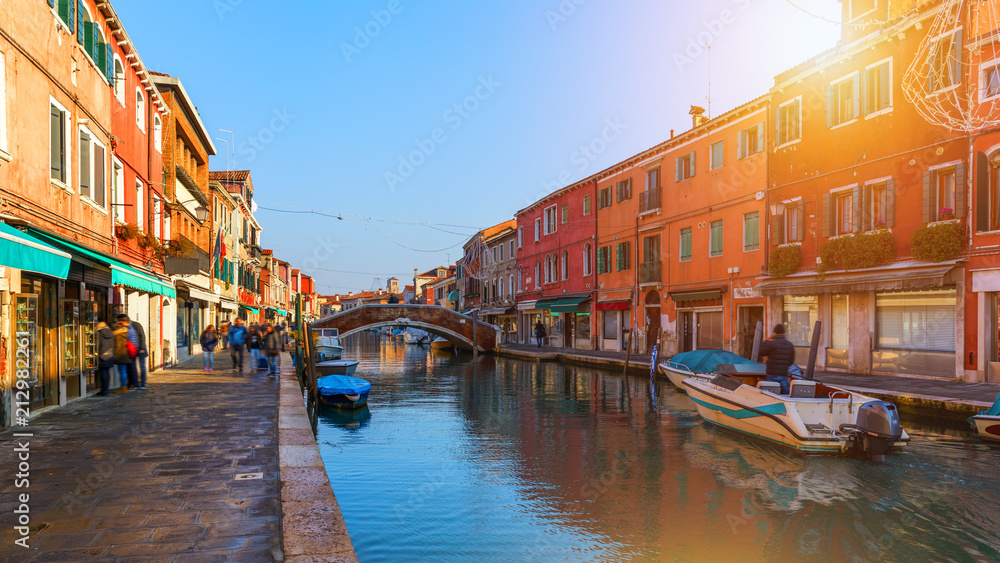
(317, 373), (372, 409)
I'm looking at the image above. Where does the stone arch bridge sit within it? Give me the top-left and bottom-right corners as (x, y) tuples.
(310, 304), (501, 352)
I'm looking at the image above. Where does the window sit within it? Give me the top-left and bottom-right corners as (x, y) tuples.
(923, 166), (965, 224)
(616, 179), (632, 202)
(510, 240), (515, 258)
(135, 179), (144, 230)
(544, 256), (550, 284)
(876, 290), (956, 352)
(737, 123), (764, 158)
(583, 243), (592, 276)
(492, 246), (498, 264)
(597, 246), (611, 274)
(783, 295), (818, 347)
(864, 60), (892, 114)
(50, 100), (70, 185)
(710, 141), (724, 170)
(743, 212), (759, 251)
(927, 30), (963, 93)
(786, 202), (804, 243)
(518, 226), (523, 248)
(828, 74), (860, 126)
(983, 62), (1000, 100)
(561, 204), (568, 224)
(675, 151), (695, 181)
(153, 114), (162, 152)
(153, 195), (161, 239)
(0, 52), (6, 156)
(112, 158), (124, 222)
(598, 187), (613, 209)
(709, 220), (723, 257)
(561, 250), (568, 280)
(867, 181), (890, 229)
(136, 88), (145, 131)
(615, 241), (630, 271)
(498, 278), (503, 301)
(680, 228), (692, 262)
(499, 243), (504, 261)
(602, 311), (618, 341)
(78, 127), (106, 207)
(937, 168), (956, 219)
(776, 98), (801, 145)
(583, 195), (592, 215)
(113, 56), (125, 105)
(534, 218), (541, 242)
(509, 276), (514, 299)
(55, 0), (75, 28)
(646, 167), (660, 190)
(544, 205), (557, 235)
(836, 192), (853, 235)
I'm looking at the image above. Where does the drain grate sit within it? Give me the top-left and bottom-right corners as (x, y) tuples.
(234, 472), (263, 481)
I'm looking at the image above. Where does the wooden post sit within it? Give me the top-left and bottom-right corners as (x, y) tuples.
(622, 329), (632, 378)
(472, 311), (478, 359)
(750, 320), (763, 363)
(305, 322), (319, 407)
(805, 320), (822, 380)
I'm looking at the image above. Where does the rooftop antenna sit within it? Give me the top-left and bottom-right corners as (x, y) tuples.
(706, 42), (712, 119)
(214, 137), (230, 172)
(218, 128), (235, 169)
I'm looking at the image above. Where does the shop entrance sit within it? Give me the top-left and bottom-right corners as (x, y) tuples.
(737, 306), (764, 357)
(645, 290), (661, 354)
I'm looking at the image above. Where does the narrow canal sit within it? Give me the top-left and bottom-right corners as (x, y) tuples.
(316, 334), (1000, 562)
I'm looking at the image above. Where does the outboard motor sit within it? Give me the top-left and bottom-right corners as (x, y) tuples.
(854, 401), (903, 462)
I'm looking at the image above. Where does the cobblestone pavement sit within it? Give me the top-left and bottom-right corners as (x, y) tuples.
(0, 352), (286, 562)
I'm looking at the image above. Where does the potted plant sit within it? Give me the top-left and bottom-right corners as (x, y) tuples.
(115, 223), (140, 240)
(938, 207), (955, 221)
(873, 218), (887, 230)
(912, 220), (964, 262)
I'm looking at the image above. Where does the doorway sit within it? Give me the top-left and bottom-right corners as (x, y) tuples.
(680, 311), (693, 353)
(737, 306), (764, 358)
(645, 290), (661, 354)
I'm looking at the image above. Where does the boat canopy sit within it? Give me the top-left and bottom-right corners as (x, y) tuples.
(982, 393), (1000, 417)
(667, 349), (764, 374)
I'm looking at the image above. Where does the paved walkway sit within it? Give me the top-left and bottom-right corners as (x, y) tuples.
(0, 352), (287, 562)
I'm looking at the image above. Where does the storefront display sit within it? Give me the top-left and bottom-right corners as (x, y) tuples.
(60, 300), (81, 399)
(15, 294), (42, 403)
(81, 301), (98, 392)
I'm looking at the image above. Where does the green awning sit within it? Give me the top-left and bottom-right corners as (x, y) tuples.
(447, 290), (460, 302)
(669, 289), (723, 303)
(28, 228), (176, 298)
(538, 296), (589, 313)
(241, 305), (260, 315)
(267, 306), (287, 316)
(0, 222), (72, 279)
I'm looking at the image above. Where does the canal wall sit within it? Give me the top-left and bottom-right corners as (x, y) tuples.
(278, 364), (359, 562)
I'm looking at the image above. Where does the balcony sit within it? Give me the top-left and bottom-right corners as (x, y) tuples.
(640, 260), (662, 284)
(639, 187), (661, 214)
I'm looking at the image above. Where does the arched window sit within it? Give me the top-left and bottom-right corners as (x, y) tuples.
(153, 114), (162, 152)
(509, 276), (514, 300)
(494, 279), (500, 302)
(136, 88), (145, 131)
(113, 56), (125, 105)
(483, 282), (488, 303)
(535, 260), (540, 288)
(517, 271), (522, 293)
(561, 250), (568, 280)
(583, 243), (592, 276)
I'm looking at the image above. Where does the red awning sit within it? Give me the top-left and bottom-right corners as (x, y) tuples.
(596, 300), (630, 311)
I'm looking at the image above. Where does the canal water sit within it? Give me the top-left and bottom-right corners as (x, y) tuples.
(316, 335), (1000, 562)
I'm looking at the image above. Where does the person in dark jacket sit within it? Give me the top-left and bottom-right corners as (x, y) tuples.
(758, 324), (796, 394)
(96, 321), (115, 396)
(131, 317), (149, 390)
(262, 325), (281, 375)
(534, 321), (547, 348)
(112, 317), (136, 393)
(228, 319), (248, 372)
(200, 326), (219, 371)
(249, 325), (263, 370)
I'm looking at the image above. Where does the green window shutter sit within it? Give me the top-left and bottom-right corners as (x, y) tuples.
(886, 179), (896, 228)
(955, 162), (966, 219)
(77, 1), (84, 44)
(770, 207), (784, 246)
(923, 171), (933, 224)
(104, 43), (114, 81)
(95, 40), (107, 76)
(48, 0), (55, 7)
(852, 185), (861, 233)
(625, 241), (630, 269)
(756, 122), (765, 154)
(977, 152), (990, 232)
(737, 130), (745, 159)
(796, 202), (805, 241)
(880, 64), (891, 110)
(688, 151), (696, 178)
(825, 84), (833, 127)
(859, 68), (869, 115)
(851, 74), (860, 120)
(675, 157), (683, 182)
(821, 193), (832, 238)
(793, 100), (800, 140)
(952, 29), (963, 85)
(626, 178), (631, 199)
(860, 185), (871, 231)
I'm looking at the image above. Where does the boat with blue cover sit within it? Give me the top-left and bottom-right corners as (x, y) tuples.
(970, 393), (1000, 442)
(659, 349), (766, 391)
(317, 373), (372, 409)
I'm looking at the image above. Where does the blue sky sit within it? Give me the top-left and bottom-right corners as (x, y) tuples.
(115, 0), (842, 295)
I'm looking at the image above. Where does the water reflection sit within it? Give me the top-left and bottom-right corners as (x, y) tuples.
(320, 334), (1000, 562)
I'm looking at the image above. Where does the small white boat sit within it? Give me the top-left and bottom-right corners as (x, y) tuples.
(316, 335), (343, 361)
(430, 337), (450, 350)
(970, 394), (1000, 442)
(403, 329), (431, 345)
(316, 359), (360, 377)
(683, 373), (909, 461)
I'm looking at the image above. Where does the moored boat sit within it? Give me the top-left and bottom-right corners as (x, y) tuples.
(970, 393), (1000, 442)
(317, 373), (371, 409)
(316, 335), (343, 361)
(430, 337), (450, 350)
(317, 359), (360, 377)
(683, 372), (909, 461)
(659, 349), (765, 391)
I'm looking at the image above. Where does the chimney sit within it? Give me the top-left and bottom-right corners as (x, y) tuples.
(670, 129), (675, 139)
(689, 105), (707, 128)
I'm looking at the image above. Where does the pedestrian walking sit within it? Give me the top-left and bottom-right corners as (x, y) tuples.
(249, 324), (263, 371)
(112, 316), (138, 393)
(276, 321), (286, 351)
(200, 325), (219, 371)
(534, 320), (547, 348)
(96, 321), (115, 396)
(758, 324), (796, 394)
(128, 316), (149, 390)
(219, 321), (230, 351)
(228, 318), (248, 372)
(263, 325), (281, 376)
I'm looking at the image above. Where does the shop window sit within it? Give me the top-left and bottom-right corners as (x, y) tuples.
(876, 291), (956, 352)
(776, 97), (801, 145)
(831, 294), (849, 350)
(602, 311), (618, 341)
(782, 295), (818, 347)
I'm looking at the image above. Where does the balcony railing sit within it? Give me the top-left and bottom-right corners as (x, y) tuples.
(640, 187), (662, 213)
(640, 260), (662, 284)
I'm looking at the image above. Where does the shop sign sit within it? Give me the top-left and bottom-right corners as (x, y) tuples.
(733, 287), (761, 299)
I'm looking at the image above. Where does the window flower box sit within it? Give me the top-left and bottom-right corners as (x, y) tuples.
(912, 220), (964, 262)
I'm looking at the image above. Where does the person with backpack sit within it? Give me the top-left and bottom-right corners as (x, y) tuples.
(96, 321), (115, 396)
(112, 316), (138, 393)
(228, 318), (249, 373)
(248, 324), (263, 371)
(200, 325), (219, 371)
(262, 324), (281, 376)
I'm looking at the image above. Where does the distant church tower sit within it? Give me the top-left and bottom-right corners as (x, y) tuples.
(387, 277), (400, 294)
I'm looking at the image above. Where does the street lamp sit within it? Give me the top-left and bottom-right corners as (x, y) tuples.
(174, 199), (209, 222)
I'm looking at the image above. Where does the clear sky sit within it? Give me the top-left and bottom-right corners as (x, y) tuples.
(114, 0), (842, 295)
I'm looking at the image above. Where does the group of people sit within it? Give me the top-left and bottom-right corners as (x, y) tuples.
(199, 319), (285, 376)
(94, 314), (149, 396)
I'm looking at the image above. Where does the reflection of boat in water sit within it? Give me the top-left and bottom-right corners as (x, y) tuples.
(970, 394), (1000, 442)
(317, 359), (360, 377)
(320, 403), (372, 430)
(684, 372), (909, 461)
(317, 373), (371, 409)
(403, 328), (431, 345)
(659, 349), (765, 391)
(430, 337), (451, 351)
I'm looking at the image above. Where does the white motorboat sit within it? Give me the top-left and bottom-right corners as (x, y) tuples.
(403, 329), (431, 345)
(970, 394), (1000, 442)
(316, 359), (360, 377)
(683, 372), (909, 461)
(316, 335), (343, 361)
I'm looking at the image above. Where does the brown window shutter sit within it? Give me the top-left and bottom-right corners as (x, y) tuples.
(795, 202), (805, 242)
(861, 185), (871, 231)
(770, 207), (785, 246)
(955, 162), (967, 219)
(886, 179), (896, 228)
(977, 152), (991, 232)
(922, 171), (933, 224)
(822, 193), (832, 238)
(852, 185), (861, 233)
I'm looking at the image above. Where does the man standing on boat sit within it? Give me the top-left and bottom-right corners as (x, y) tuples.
(758, 324), (795, 394)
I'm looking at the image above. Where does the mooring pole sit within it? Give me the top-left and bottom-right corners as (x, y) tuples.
(472, 310), (479, 359)
(805, 320), (822, 380)
(750, 320), (763, 363)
